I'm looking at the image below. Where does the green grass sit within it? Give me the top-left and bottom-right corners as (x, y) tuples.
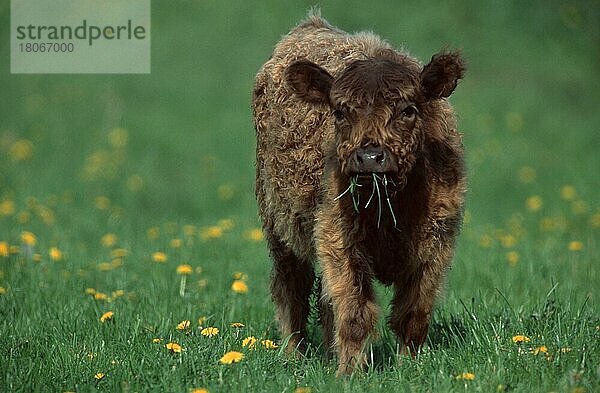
(1, 1), (599, 392)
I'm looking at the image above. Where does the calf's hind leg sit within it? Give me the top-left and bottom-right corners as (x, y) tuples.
(265, 230), (315, 353)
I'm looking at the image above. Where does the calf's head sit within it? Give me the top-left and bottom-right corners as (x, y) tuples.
(285, 51), (465, 186)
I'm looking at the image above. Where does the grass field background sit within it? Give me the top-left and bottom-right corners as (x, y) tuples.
(1, 1), (599, 392)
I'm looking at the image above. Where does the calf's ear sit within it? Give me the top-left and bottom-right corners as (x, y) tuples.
(421, 51), (465, 99)
(285, 60), (333, 104)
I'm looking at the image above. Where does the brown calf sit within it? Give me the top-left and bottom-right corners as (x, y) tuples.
(252, 13), (466, 375)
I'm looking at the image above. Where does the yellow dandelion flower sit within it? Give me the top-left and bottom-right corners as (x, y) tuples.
(568, 241), (584, 251)
(218, 219), (234, 231)
(152, 338), (161, 343)
(506, 251), (519, 266)
(0, 287), (7, 295)
(110, 259), (123, 269)
(49, 247), (63, 261)
(191, 388), (209, 393)
(532, 345), (548, 355)
(560, 185), (577, 201)
(176, 264), (193, 275)
(32, 253), (41, 262)
(94, 372), (105, 381)
(201, 327), (219, 337)
(0, 241), (9, 258)
(21, 231), (37, 246)
(571, 200), (588, 215)
(244, 228), (264, 242)
(98, 262), (112, 272)
(242, 336), (257, 349)
(165, 342), (182, 353)
(217, 184), (235, 201)
(85, 288), (96, 296)
(456, 372), (475, 380)
(526, 196), (543, 212)
(170, 238), (183, 248)
(101, 233), (117, 247)
(100, 311), (114, 322)
(512, 335), (530, 344)
(200, 226), (223, 240)
(9, 139), (33, 161)
(261, 339), (278, 349)
(183, 225), (197, 237)
(111, 248), (128, 258)
(231, 322), (245, 328)
(478, 234), (493, 248)
(127, 174), (144, 192)
(295, 388), (311, 393)
(219, 351), (243, 364)
(590, 213), (600, 227)
(231, 280), (248, 294)
(0, 200), (15, 216)
(108, 127), (128, 148)
(177, 320), (191, 330)
(94, 196), (111, 210)
(517, 166), (536, 183)
(499, 234), (516, 248)
(152, 252), (167, 263)
(147, 227), (160, 240)
(232, 272), (248, 280)
(112, 290), (125, 298)
(94, 292), (109, 301)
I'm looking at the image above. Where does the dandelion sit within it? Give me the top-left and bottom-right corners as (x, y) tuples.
(231, 280), (248, 294)
(261, 339), (278, 349)
(85, 288), (96, 296)
(233, 272), (248, 280)
(231, 322), (245, 328)
(218, 219), (234, 231)
(165, 342), (182, 353)
(590, 213), (600, 227)
(32, 253), (41, 262)
(242, 336), (257, 349)
(112, 290), (124, 298)
(100, 311), (114, 322)
(108, 127), (128, 148)
(456, 372), (475, 380)
(0, 287), (7, 295)
(183, 225), (197, 237)
(94, 196), (111, 210)
(111, 248), (128, 258)
(152, 338), (161, 343)
(512, 335), (530, 344)
(177, 264), (193, 275)
(532, 345), (548, 355)
(0, 241), (9, 258)
(568, 241), (584, 251)
(147, 227), (160, 240)
(244, 228), (264, 242)
(21, 231), (37, 246)
(200, 226), (223, 240)
(218, 184), (235, 200)
(219, 351), (243, 364)
(101, 233), (117, 247)
(177, 320), (191, 331)
(506, 251), (519, 266)
(49, 247), (63, 261)
(94, 292), (109, 301)
(560, 185), (577, 201)
(94, 373), (106, 381)
(526, 196), (543, 212)
(191, 388), (209, 393)
(201, 327), (219, 337)
(9, 139), (33, 161)
(170, 238), (183, 248)
(197, 316), (208, 326)
(0, 200), (15, 216)
(152, 252), (167, 263)
(295, 388), (311, 393)
(517, 166), (536, 183)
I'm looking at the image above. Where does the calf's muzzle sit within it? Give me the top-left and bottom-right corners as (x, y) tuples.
(346, 145), (398, 175)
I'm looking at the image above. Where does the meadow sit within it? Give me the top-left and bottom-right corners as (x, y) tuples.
(0, 1), (598, 392)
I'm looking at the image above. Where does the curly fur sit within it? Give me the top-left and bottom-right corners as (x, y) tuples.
(252, 12), (466, 376)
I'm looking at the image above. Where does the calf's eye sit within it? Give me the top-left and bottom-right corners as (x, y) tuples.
(400, 105), (418, 120)
(333, 109), (345, 121)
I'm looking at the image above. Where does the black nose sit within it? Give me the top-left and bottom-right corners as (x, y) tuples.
(347, 145), (398, 174)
